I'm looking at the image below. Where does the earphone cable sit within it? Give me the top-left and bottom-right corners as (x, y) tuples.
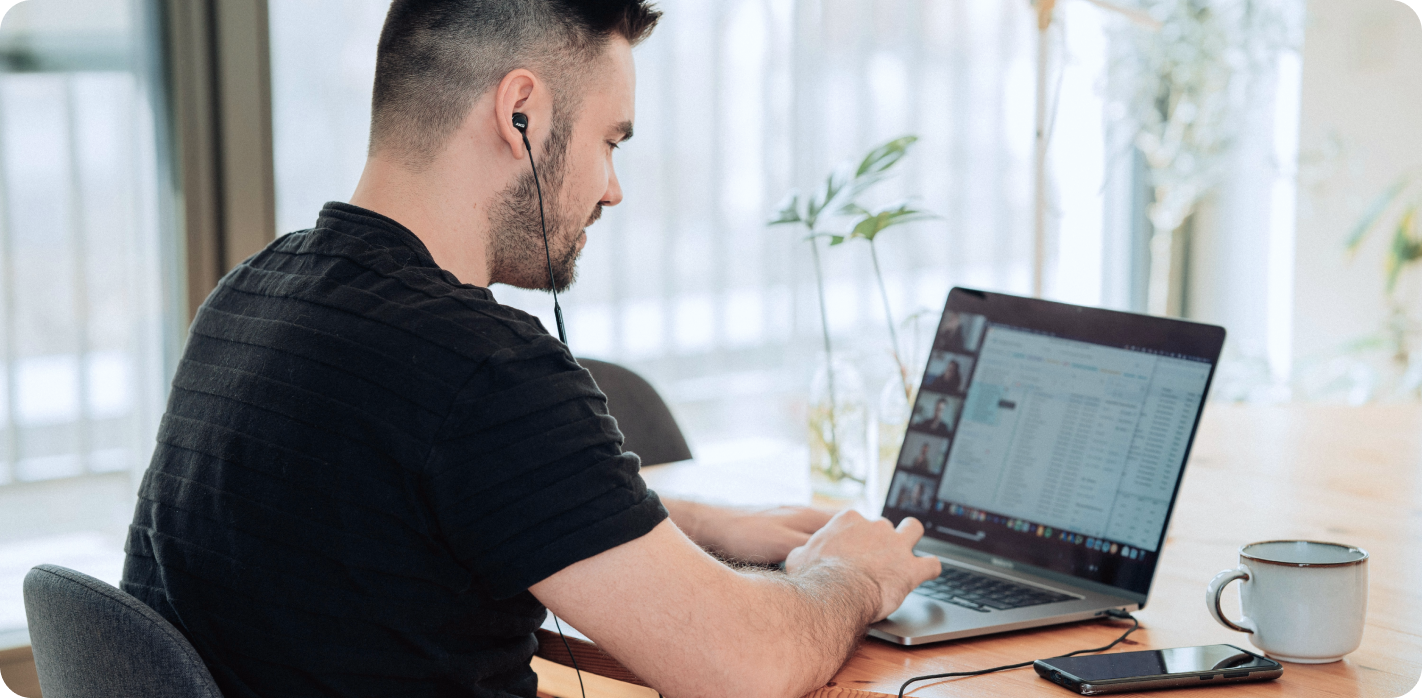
(897, 610), (1140, 697)
(519, 129), (568, 345)
(551, 614), (587, 698)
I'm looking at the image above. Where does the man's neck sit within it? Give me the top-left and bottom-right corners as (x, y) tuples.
(349, 154), (497, 287)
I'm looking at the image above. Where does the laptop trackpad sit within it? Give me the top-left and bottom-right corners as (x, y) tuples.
(873, 593), (972, 638)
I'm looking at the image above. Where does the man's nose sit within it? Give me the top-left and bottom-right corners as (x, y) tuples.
(602, 166), (623, 207)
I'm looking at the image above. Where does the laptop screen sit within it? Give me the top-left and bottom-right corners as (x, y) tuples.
(883, 288), (1223, 596)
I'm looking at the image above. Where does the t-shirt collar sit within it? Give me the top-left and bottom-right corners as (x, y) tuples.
(316, 201), (439, 266)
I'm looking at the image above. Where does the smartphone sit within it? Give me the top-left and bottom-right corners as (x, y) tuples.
(1033, 644), (1283, 695)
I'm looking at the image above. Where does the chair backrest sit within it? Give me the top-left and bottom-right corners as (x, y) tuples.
(23, 564), (223, 698)
(578, 358), (693, 466)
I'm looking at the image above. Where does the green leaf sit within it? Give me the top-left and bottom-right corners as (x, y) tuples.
(1347, 175), (1411, 252)
(847, 202), (938, 242)
(811, 165), (856, 223)
(828, 235), (846, 246)
(1385, 206), (1418, 292)
(855, 136), (919, 178)
(836, 136), (920, 212)
(838, 172), (890, 209)
(805, 188), (824, 226)
(850, 214), (887, 241)
(774, 134), (923, 234)
(769, 190), (802, 226)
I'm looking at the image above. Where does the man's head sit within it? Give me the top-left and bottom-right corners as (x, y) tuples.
(367, 0), (661, 290)
(932, 398), (946, 419)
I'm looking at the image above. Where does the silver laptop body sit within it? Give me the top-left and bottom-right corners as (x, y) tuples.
(870, 288), (1225, 646)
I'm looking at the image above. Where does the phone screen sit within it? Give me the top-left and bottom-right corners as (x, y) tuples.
(1045, 645), (1275, 681)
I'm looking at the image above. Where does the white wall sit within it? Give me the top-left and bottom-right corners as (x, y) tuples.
(1292, 0), (1422, 389)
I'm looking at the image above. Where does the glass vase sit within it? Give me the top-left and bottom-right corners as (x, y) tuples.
(807, 355), (869, 500)
(876, 377), (915, 505)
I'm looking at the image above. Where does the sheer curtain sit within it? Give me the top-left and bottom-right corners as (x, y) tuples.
(270, 0), (1122, 455)
(0, 0), (171, 638)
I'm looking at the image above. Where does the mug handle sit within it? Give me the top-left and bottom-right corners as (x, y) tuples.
(1206, 568), (1256, 634)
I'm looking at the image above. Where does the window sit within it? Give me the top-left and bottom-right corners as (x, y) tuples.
(269, 0), (1130, 463)
(0, 0), (173, 642)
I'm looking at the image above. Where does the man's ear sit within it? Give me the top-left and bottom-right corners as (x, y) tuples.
(494, 69), (546, 160)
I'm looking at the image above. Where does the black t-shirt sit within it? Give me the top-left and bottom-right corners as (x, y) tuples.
(121, 202), (667, 698)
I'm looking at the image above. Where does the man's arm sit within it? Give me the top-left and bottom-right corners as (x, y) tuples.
(530, 510), (940, 698)
(661, 498), (833, 563)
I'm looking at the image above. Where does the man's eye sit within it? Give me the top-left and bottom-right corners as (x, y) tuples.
(607, 141), (620, 150)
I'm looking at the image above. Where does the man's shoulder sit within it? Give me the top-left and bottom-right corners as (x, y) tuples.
(196, 219), (557, 379)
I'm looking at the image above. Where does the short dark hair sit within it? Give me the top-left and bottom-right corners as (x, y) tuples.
(370, 0), (661, 168)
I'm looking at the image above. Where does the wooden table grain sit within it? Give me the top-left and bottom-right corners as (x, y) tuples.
(538, 405), (1422, 698)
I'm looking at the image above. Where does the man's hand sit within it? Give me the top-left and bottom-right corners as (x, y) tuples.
(662, 498), (833, 563)
(786, 510), (942, 621)
(532, 515), (940, 698)
(533, 499), (938, 696)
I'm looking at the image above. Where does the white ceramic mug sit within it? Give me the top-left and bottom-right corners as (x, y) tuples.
(1206, 540), (1368, 663)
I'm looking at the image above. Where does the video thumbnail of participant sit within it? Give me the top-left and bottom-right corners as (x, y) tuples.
(909, 391), (962, 436)
(898, 431), (950, 475)
(924, 350), (975, 394)
(888, 471), (937, 513)
(934, 311), (986, 353)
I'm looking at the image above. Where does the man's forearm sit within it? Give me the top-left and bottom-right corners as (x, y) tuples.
(655, 499), (877, 694)
(738, 560), (882, 695)
(533, 515), (937, 698)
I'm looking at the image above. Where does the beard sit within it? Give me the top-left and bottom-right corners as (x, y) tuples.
(487, 119), (600, 293)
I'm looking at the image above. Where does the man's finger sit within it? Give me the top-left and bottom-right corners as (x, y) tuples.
(916, 554), (943, 581)
(776, 530), (812, 551)
(789, 508), (834, 532)
(895, 516), (924, 538)
(784, 545), (807, 572)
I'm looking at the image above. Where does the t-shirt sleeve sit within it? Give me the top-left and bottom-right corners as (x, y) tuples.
(424, 334), (668, 600)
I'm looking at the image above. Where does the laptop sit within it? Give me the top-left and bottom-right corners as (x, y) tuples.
(871, 288), (1225, 646)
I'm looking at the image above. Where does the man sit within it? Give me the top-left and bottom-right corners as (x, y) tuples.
(927, 358), (963, 394)
(911, 397), (953, 436)
(891, 478), (929, 512)
(122, 2), (939, 697)
(909, 442), (933, 471)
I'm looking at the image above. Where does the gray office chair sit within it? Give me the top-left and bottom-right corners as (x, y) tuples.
(23, 564), (223, 698)
(578, 358), (693, 466)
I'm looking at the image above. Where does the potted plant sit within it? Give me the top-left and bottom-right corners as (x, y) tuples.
(770, 136), (932, 498)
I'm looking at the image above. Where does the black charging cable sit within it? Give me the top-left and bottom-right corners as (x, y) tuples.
(552, 609), (1136, 698)
(896, 609), (1140, 697)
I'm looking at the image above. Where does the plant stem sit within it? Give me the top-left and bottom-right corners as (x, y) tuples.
(808, 233), (841, 475)
(869, 239), (911, 402)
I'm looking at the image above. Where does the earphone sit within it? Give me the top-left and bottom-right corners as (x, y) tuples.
(514, 112), (584, 696)
(511, 112), (568, 345)
(511, 114), (664, 698)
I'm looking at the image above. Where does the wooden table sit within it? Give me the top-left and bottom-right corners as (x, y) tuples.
(533, 405), (1422, 698)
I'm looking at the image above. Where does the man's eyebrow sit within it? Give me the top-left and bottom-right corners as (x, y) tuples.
(613, 121), (634, 142)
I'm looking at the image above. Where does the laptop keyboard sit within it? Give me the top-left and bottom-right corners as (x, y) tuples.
(915, 565), (1076, 612)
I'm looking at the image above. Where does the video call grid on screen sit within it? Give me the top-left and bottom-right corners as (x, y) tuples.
(884, 289), (1223, 594)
